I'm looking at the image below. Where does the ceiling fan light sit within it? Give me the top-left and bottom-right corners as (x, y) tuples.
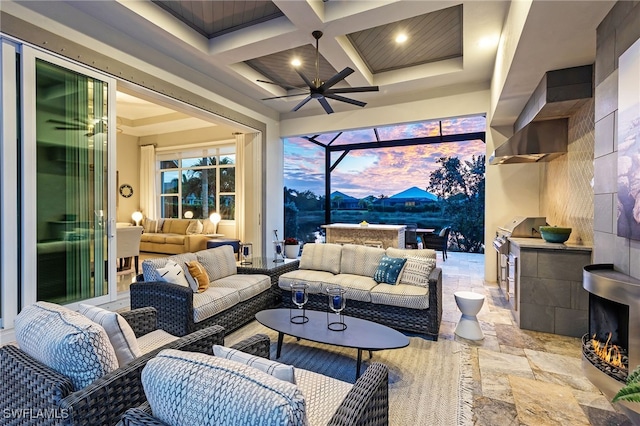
(395, 33), (408, 44)
(291, 58), (302, 67)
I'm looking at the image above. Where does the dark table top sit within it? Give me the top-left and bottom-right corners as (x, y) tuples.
(256, 309), (409, 351)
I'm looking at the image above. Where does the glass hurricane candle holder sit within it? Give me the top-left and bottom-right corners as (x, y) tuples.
(273, 240), (285, 263)
(326, 286), (347, 331)
(290, 282), (309, 324)
(240, 242), (252, 265)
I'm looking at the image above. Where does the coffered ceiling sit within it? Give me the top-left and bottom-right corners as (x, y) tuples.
(2, 1), (616, 125)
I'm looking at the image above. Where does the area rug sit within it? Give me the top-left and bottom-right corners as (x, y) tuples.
(226, 320), (473, 426)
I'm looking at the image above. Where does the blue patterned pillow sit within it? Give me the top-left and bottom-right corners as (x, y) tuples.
(373, 255), (407, 284)
(142, 349), (307, 426)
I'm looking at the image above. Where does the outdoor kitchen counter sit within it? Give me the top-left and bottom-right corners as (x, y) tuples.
(508, 237), (593, 338)
(509, 237), (593, 251)
(322, 223), (406, 248)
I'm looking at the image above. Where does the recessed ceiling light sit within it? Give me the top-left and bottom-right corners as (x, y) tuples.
(478, 35), (499, 48)
(291, 58), (302, 67)
(395, 34), (408, 44)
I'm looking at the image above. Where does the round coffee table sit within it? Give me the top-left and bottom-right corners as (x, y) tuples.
(256, 309), (409, 379)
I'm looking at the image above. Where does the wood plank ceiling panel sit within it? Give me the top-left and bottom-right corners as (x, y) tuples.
(152, 0), (284, 38)
(346, 5), (462, 73)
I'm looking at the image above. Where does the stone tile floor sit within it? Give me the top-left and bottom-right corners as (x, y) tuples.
(441, 251), (632, 425)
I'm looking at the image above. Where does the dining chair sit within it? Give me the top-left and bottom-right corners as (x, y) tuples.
(117, 225), (143, 275)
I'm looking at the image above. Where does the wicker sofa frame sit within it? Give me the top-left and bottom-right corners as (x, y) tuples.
(281, 267), (443, 340)
(131, 260), (299, 337)
(0, 307), (225, 426)
(117, 334), (390, 426)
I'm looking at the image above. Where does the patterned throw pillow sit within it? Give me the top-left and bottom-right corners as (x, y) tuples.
(156, 260), (190, 287)
(373, 255), (407, 284)
(14, 302), (118, 391)
(142, 349), (307, 426)
(186, 260), (210, 292)
(213, 345), (296, 384)
(186, 220), (204, 235)
(399, 256), (437, 287)
(79, 303), (142, 366)
(143, 218), (159, 234)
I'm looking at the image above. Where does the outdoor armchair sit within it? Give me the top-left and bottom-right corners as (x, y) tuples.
(0, 307), (225, 426)
(423, 226), (451, 260)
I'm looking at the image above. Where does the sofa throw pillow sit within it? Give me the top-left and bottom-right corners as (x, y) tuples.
(156, 260), (190, 288)
(213, 345), (296, 384)
(142, 349), (306, 426)
(186, 260), (210, 292)
(373, 255), (407, 284)
(399, 256), (437, 288)
(78, 303), (142, 367)
(143, 218), (160, 234)
(186, 220), (203, 235)
(14, 301), (118, 391)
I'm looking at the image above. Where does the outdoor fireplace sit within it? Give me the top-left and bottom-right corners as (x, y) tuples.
(582, 264), (640, 421)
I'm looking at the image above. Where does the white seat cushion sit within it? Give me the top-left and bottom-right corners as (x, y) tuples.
(137, 329), (180, 354)
(299, 243), (343, 274)
(370, 283), (429, 309)
(14, 302), (118, 391)
(340, 244), (385, 277)
(210, 274), (271, 302)
(294, 368), (352, 426)
(279, 270), (336, 294)
(196, 245), (237, 281)
(142, 349), (307, 426)
(213, 345), (296, 384)
(78, 304), (142, 366)
(324, 274), (379, 303)
(192, 286), (241, 323)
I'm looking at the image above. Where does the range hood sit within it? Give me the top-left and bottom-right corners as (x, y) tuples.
(490, 65), (593, 165)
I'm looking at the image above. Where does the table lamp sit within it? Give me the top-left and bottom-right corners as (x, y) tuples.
(131, 211), (143, 227)
(183, 210), (194, 219)
(210, 212), (221, 234)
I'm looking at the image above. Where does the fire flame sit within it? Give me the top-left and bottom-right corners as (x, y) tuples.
(591, 333), (625, 369)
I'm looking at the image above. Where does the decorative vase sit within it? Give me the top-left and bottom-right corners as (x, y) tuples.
(284, 243), (300, 259)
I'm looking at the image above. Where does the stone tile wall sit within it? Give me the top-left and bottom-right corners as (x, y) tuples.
(540, 98), (595, 246)
(593, 1), (640, 279)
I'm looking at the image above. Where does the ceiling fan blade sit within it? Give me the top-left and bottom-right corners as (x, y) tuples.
(256, 79), (304, 91)
(295, 69), (315, 89)
(261, 93), (309, 101)
(327, 86), (379, 94)
(325, 93), (367, 108)
(55, 126), (86, 130)
(319, 67), (354, 91)
(318, 97), (334, 114)
(292, 96), (312, 112)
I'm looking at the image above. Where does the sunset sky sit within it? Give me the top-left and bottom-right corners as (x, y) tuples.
(284, 116), (487, 199)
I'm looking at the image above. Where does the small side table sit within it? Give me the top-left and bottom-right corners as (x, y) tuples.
(454, 291), (485, 340)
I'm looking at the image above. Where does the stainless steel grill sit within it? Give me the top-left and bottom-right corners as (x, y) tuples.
(493, 216), (547, 293)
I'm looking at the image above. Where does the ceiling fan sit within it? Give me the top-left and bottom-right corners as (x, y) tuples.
(259, 30), (379, 114)
(48, 117), (107, 137)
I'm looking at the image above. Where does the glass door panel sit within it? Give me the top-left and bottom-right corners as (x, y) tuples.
(35, 59), (108, 303)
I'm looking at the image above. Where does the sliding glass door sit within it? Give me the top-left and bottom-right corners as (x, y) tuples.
(22, 46), (116, 307)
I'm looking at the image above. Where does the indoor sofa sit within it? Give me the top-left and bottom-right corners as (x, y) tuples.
(132, 245), (278, 337)
(117, 334), (389, 426)
(279, 243), (442, 340)
(139, 218), (212, 254)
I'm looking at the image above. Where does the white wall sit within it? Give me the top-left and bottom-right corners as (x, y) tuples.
(116, 133), (140, 223)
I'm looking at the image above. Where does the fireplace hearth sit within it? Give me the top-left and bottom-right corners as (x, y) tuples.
(583, 264), (640, 422)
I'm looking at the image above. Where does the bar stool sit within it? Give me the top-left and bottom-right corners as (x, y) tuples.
(454, 291), (485, 340)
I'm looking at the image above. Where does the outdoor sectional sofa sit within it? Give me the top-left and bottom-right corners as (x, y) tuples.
(131, 245), (291, 337)
(279, 243), (443, 340)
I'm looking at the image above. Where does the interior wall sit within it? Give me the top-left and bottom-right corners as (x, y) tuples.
(593, 1), (640, 279)
(116, 133), (140, 223)
(540, 98), (595, 246)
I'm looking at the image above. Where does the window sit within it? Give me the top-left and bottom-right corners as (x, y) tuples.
(157, 145), (235, 220)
